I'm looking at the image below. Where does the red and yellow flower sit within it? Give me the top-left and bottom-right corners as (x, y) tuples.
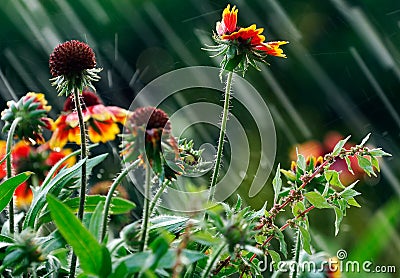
(217, 5), (288, 58)
(49, 90), (128, 150)
(208, 4), (288, 73)
(0, 141), (76, 210)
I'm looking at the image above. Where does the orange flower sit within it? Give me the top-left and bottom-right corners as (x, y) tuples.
(49, 90), (128, 150)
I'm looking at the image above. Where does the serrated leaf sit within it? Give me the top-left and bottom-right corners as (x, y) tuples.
(360, 133), (371, 146)
(46, 195), (111, 277)
(324, 170), (345, 189)
(235, 194), (242, 212)
(272, 164), (282, 204)
(0, 172), (33, 213)
(304, 191), (332, 209)
(298, 225), (312, 255)
(268, 250), (281, 270)
(332, 135), (351, 156)
(356, 155), (375, 177)
(89, 201), (105, 242)
(334, 207), (343, 236)
(275, 228), (287, 258)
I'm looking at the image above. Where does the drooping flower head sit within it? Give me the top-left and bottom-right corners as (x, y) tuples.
(49, 89), (128, 150)
(207, 4), (288, 74)
(1, 92), (53, 145)
(49, 40), (102, 95)
(0, 141), (76, 210)
(121, 107), (181, 177)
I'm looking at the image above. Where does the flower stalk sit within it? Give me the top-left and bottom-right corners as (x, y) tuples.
(100, 159), (140, 242)
(139, 160), (152, 252)
(6, 117), (22, 234)
(208, 70), (233, 203)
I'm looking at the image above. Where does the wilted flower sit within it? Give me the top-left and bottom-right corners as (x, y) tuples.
(49, 40), (102, 95)
(121, 106), (181, 176)
(1, 92), (53, 145)
(0, 141), (76, 210)
(207, 4), (288, 74)
(49, 89), (128, 150)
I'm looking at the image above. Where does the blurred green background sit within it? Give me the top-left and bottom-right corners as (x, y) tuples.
(0, 0), (399, 276)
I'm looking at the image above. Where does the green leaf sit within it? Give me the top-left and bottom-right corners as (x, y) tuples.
(339, 181), (360, 200)
(331, 135), (351, 156)
(268, 250), (281, 270)
(360, 133), (371, 146)
(38, 195), (135, 226)
(292, 201), (306, 217)
(280, 169), (296, 182)
(344, 156), (355, 175)
(24, 154), (108, 229)
(324, 170), (345, 189)
(223, 54), (243, 72)
(296, 154), (306, 172)
(334, 207), (343, 236)
(274, 228), (287, 258)
(370, 156), (380, 172)
(0, 235), (14, 249)
(368, 148), (391, 157)
(304, 191), (332, 209)
(192, 231), (219, 246)
(347, 197), (361, 207)
(0, 172), (32, 213)
(46, 195), (111, 277)
(298, 225), (312, 255)
(89, 201), (105, 242)
(356, 155), (375, 177)
(272, 164), (282, 203)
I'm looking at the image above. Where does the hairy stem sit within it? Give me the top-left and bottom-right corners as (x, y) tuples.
(69, 87), (88, 278)
(139, 161), (152, 251)
(149, 178), (168, 215)
(6, 117), (22, 234)
(100, 159), (140, 242)
(208, 71), (233, 203)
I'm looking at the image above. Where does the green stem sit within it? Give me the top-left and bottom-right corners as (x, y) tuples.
(69, 87), (88, 278)
(149, 178), (168, 215)
(100, 159), (140, 242)
(201, 243), (226, 278)
(6, 117), (22, 234)
(139, 160), (152, 251)
(208, 71), (233, 203)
